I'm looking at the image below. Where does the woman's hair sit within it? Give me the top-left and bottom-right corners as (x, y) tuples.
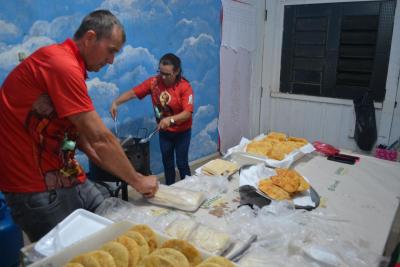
(74, 10), (126, 43)
(159, 53), (187, 82)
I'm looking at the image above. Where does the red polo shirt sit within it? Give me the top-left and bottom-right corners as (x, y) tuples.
(0, 39), (94, 193)
(133, 76), (194, 132)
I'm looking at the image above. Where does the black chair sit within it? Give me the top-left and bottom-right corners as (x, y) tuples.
(89, 137), (151, 200)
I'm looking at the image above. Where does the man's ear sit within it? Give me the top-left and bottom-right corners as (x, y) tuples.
(83, 30), (97, 47)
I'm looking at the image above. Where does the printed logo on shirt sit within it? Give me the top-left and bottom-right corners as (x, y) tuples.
(188, 94), (193, 104)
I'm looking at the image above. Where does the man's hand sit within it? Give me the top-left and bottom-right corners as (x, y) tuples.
(130, 174), (159, 198)
(110, 101), (118, 120)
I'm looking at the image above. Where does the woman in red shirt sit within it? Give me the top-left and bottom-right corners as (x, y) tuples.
(110, 53), (194, 185)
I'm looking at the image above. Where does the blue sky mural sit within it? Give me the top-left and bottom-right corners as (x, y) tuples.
(0, 0), (221, 174)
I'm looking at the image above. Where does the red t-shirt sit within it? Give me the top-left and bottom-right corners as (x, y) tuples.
(133, 76), (194, 132)
(0, 39), (94, 193)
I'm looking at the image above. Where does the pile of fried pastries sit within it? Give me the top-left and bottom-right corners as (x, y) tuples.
(258, 168), (310, 200)
(246, 132), (308, 161)
(63, 224), (236, 267)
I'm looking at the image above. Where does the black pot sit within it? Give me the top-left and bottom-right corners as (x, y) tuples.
(89, 137), (151, 182)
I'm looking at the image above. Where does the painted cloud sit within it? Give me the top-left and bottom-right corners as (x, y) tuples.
(0, 0), (221, 175)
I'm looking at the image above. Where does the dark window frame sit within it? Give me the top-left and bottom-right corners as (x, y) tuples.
(280, 0), (396, 102)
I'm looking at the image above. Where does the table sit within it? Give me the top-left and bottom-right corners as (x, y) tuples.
(132, 151), (400, 258)
(293, 152), (400, 256)
(23, 151), (400, 266)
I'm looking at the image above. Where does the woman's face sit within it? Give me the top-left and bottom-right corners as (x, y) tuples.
(158, 64), (178, 86)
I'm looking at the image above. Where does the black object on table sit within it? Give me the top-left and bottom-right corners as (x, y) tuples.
(89, 137), (151, 201)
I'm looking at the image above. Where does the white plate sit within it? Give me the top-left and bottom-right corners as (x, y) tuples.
(34, 209), (113, 257)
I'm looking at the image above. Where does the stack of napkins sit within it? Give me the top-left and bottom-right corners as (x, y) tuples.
(201, 159), (239, 176)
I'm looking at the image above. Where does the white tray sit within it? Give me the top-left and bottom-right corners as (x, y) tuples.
(29, 221), (218, 267)
(225, 136), (315, 168)
(34, 209), (113, 257)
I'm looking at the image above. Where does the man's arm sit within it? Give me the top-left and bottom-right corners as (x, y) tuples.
(70, 110), (158, 196)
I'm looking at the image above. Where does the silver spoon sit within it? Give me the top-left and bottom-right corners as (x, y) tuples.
(139, 128), (159, 144)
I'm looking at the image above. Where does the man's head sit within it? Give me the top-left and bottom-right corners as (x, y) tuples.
(74, 10), (126, 72)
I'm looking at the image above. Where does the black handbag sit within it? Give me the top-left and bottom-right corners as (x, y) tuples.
(353, 91), (377, 151)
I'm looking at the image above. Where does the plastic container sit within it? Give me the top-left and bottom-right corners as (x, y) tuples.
(0, 192), (23, 267)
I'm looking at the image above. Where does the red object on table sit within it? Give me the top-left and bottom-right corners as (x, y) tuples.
(312, 141), (340, 156)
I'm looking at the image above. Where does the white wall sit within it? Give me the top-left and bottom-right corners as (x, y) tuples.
(219, 0), (266, 152)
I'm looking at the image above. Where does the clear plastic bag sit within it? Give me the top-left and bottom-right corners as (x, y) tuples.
(95, 197), (136, 222)
(174, 174), (229, 199)
(146, 184), (206, 212)
(164, 217), (198, 240)
(188, 224), (232, 255)
(222, 202), (384, 266)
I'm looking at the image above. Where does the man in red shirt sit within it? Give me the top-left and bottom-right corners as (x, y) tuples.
(110, 53), (194, 185)
(0, 10), (158, 242)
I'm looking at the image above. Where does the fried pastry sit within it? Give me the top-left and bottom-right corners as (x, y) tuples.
(286, 141), (305, 149)
(258, 179), (291, 200)
(288, 136), (308, 146)
(151, 248), (190, 267)
(63, 263), (84, 267)
(271, 168), (300, 193)
(115, 235), (140, 267)
(246, 141), (270, 156)
(141, 254), (177, 267)
(196, 263), (221, 267)
(161, 239), (202, 267)
(89, 251), (116, 267)
(70, 251), (116, 267)
(130, 225), (158, 252)
(69, 253), (101, 267)
(297, 175), (310, 192)
(265, 131), (287, 141)
(101, 241), (129, 267)
(123, 231), (150, 261)
(267, 146), (286, 161)
(202, 256), (236, 267)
